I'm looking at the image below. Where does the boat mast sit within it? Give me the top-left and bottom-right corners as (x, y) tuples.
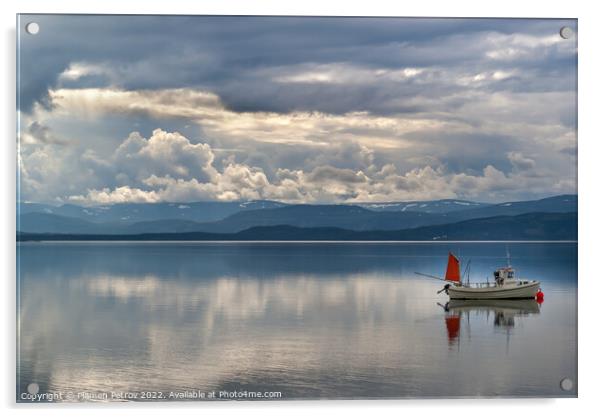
(462, 259), (471, 286)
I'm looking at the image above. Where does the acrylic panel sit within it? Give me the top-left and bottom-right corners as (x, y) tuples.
(16, 15), (578, 402)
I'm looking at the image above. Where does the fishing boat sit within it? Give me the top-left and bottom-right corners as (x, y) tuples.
(416, 252), (542, 300)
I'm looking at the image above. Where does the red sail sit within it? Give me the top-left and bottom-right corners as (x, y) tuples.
(445, 252), (461, 282)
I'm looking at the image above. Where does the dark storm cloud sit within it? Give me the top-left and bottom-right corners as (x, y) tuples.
(18, 15), (576, 114)
(25, 121), (67, 145)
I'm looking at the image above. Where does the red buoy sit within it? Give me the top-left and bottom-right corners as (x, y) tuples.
(536, 289), (544, 303)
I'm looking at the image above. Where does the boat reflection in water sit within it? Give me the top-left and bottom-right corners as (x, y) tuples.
(439, 299), (542, 348)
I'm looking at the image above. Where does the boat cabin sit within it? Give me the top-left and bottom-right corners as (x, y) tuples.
(493, 267), (515, 286)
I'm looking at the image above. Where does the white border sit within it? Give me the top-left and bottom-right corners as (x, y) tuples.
(2, 1), (600, 416)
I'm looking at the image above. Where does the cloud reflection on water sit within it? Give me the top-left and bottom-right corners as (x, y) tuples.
(17, 242), (577, 399)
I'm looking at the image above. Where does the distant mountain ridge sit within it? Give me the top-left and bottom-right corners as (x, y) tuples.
(194, 195), (576, 233)
(17, 212), (577, 241)
(356, 199), (489, 213)
(192, 204), (445, 233)
(17, 194), (577, 236)
(18, 200), (287, 224)
(442, 194), (577, 221)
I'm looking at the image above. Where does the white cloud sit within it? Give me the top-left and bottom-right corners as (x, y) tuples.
(484, 32), (568, 61)
(114, 129), (218, 183)
(70, 186), (161, 204)
(507, 151), (536, 171)
(58, 62), (111, 82)
(65, 129), (574, 205)
(273, 63), (425, 85)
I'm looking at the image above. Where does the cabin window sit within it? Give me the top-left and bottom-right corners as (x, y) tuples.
(508, 271), (514, 278)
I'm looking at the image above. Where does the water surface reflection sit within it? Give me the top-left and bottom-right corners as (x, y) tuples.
(17, 242), (577, 400)
(440, 299), (541, 347)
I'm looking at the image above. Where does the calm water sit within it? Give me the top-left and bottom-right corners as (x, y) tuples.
(17, 242), (577, 401)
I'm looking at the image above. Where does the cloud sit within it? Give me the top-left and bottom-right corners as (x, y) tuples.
(507, 151), (536, 171)
(484, 33), (565, 61)
(21, 121), (67, 146)
(18, 16), (577, 113)
(63, 129), (575, 205)
(43, 86), (576, 155)
(71, 186), (162, 204)
(17, 17), (577, 204)
(58, 62), (111, 82)
(307, 166), (369, 184)
(272, 63), (426, 85)
(19, 82), (577, 203)
(19, 83), (577, 203)
(113, 129), (218, 183)
(45, 87), (463, 151)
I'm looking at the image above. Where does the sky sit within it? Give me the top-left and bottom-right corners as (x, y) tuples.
(17, 15), (577, 205)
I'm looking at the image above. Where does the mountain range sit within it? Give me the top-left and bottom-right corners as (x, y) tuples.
(17, 194), (577, 240)
(17, 212), (577, 242)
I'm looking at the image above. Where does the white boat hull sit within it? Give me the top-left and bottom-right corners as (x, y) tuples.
(447, 281), (540, 300)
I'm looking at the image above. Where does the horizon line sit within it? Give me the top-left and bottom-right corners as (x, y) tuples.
(17, 240), (578, 244)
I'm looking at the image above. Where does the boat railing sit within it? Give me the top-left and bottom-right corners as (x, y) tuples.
(465, 282), (495, 288)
